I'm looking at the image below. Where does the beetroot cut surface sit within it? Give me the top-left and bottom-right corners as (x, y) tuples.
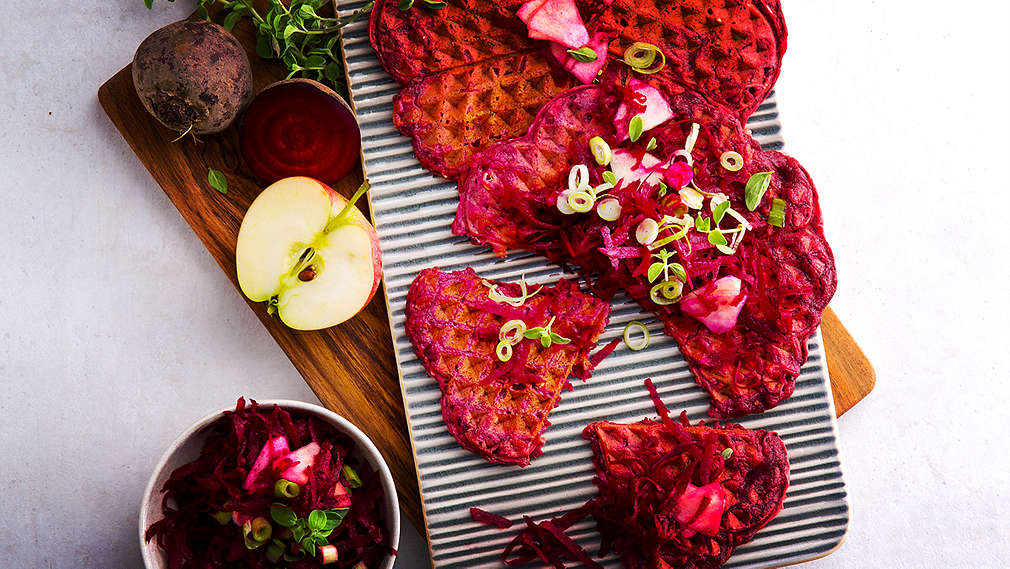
(582, 381), (790, 569)
(454, 79), (836, 418)
(144, 398), (392, 569)
(369, 0), (787, 179)
(404, 267), (610, 465)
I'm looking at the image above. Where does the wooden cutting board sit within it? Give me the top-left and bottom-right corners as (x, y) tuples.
(99, 14), (873, 532)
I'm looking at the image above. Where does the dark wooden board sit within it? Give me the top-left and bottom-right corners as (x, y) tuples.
(99, 12), (873, 533)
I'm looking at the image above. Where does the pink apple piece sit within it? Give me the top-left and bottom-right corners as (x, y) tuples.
(517, 0), (589, 49)
(610, 149), (663, 188)
(243, 435), (290, 492)
(679, 276), (748, 334)
(675, 482), (728, 536)
(614, 79), (675, 140)
(273, 442), (321, 485)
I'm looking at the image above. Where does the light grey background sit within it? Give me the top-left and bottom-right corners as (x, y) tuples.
(0, 1), (1007, 568)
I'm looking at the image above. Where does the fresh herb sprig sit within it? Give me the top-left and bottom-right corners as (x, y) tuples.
(270, 505), (350, 557)
(522, 316), (571, 348)
(144, 0), (374, 92)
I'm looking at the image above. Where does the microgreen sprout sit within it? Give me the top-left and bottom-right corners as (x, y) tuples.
(522, 316), (571, 348)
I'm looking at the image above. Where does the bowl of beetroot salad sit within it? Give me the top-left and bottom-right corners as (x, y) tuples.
(140, 398), (400, 569)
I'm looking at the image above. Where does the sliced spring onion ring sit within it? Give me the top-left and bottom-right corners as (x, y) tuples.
(673, 148), (694, 166)
(499, 319), (527, 345)
(649, 279), (683, 305)
(623, 42), (666, 74)
(769, 198), (787, 227)
(557, 190), (577, 215)
(568, 164), (590, 193)
(484, 277), (543, 307)
(623, 321), (650, 351)
(568, 190), (595, 213)
(596, 198), (622, 221)
(589, 136), (612, 166)
(636, 218), (660, 245)
(593, 182), (615, 197)
(679, 186), (704, 209)
(720, 151), (744, 171)
(495, 341), (513, 362)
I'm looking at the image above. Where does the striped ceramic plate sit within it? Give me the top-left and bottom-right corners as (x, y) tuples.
(339, 3), (849, 567)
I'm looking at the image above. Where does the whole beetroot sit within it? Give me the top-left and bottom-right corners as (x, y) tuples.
(132, 19), (252, 135)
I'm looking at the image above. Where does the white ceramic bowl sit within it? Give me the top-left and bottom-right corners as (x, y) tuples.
(140, 400), (400, 569)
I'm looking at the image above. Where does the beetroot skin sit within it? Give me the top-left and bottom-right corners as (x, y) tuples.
(454, 79), (836, 418)
(144, 398), (392, 569)
(404, 267), (610, 465)
(370, 0), (786, 178)
(582, 382), (790, 568)
(240, 79), (361, 185)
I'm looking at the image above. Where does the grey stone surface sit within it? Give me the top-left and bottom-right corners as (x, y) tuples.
(0, 1), (1007, 568)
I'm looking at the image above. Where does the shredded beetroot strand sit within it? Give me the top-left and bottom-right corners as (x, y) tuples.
(502, 501), (601, 568)
(470, 507), (513, 529)
(644, 378), (675, 429)
(587, 337), (621, 370)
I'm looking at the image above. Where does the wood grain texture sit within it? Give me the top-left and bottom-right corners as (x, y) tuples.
(99, 10), (873, 534)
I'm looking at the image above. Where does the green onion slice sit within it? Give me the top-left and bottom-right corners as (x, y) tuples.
(596, 197), (622, 221)
(568, 190), (595, 213)
(496, 341), (513, 362)
(720, 151), (744, 172)
(721, 447), (734, 459)
(484, 277), (543, 307)
(500, 319), (527, 345)
(636, 218), (660, 245)
(769, 198), (787, 227)
(623, 42), (666, 74)
(589, 136), (612, 166)
(568, 164), (590, 192)
(623, 321), (650, 351)
(649, 280), (683, 305)
(274, 479), (302, 499)
(557, 190), (577, 215)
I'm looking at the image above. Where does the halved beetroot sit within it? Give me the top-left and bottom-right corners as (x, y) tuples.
(240, 79), (361, 185)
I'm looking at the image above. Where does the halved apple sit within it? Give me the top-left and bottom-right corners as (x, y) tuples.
(235, 177), (382, 330)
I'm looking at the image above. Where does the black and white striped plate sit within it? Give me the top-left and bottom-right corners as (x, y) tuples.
(339, 4), (849, 566)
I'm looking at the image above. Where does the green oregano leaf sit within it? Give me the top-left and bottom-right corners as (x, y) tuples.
(721, 447), (734, 459)
(713, 200), (730, 224)
(207, 169), (228, 194)
(307, 510), (326, 532)
(628, 115), (644, 142)
(567, 46), (598, 63)
(744, 171), (773, 211)
(648, 262), (665, 283)
(708, 230), (728, 246)
(646, 137), (658, 151)
(668, 262), (687, 283)
(602, 171), (617, 186)
(270, 505), (297, 528)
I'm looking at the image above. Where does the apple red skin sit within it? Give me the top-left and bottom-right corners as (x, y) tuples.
(240, 79), (362, 185)
(317, 179), (383, 309)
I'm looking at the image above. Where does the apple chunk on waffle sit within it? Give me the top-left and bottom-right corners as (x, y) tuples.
(583, 393), (789, 568)
(405, 267), (610, 465)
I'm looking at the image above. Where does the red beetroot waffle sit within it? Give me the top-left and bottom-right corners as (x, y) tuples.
(453, 80), (836, 417)
(404, 267), (610, 465)
(369, 0), (787, 178)
(583, 408), (789, 569)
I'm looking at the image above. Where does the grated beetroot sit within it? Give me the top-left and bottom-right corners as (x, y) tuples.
(144, 398), (393, 569)
(502, 502), (603, 569)
(470, 507), (514, 529)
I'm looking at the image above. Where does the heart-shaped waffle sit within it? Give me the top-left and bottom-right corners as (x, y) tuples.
(583, 410), (789, 568)
(405, 267), (610, 465)
(369, 0), (787, 178)
(454, 80), (835, 417)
